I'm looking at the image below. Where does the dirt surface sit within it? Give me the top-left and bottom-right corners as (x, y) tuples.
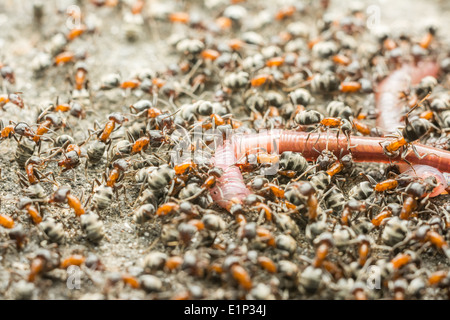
(0, 0), (449, 300)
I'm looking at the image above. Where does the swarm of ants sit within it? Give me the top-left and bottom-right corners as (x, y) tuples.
(0, 0), (449, 300)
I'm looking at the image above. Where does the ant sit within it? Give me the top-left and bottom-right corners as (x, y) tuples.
(105, 159), (129, 188)
(49, 186), (85, 217)
(0, 62), (15, 84)
(172, 167), (223, 203)
(0, 92), (24, 109)
(87, 159), (132, 210)
(380, 94), (433, 162)
(341, 199), (366, 226)
(312, 232), (334, 268)
(285, 181), (319, 221)
(92, 113), (128, 145)
(38, 98), (86, 122)
(18, 197), (42, 225)
(17, 156), (57, 188)
(33, 114), (62, 150)
(37, 138), (87, 178)
(0, 120), (17, 141)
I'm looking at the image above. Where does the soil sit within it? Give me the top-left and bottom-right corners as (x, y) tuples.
(0, 0), (449, 300)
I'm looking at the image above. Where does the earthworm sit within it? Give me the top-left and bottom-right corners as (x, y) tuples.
(375, 61), (447, 196)
(210, 130), (450, 210)
(375, 61), (439, 132)
(399, 164), (446, 197)
(232, 130), (450, 173)
(211, 61), (447, 210)
(209, 139), (251, 209)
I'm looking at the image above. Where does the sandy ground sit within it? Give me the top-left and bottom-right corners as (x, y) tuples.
(0, 0), (449, 300)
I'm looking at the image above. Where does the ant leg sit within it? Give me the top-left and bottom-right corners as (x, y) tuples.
(183, 59), (202, 86)
(34, 168), (47, 182)
(93, 120), (102, 132)
(292, 164), (319, 182)
(44, 171), (59, 186)
(318, 186), (336, 207)
(304, 127), (320, 153)
(93, 178), (102, 187)
(167, 179), (175, 198)
(312, 146), (321, 154)
(181, 188), (206, 202)
(399, 156), (416, 174)
(37, 140), (42, 156)
(117, 184), (132, 209)
(133, 182), (147, 207)
(126, 130), (136, 143)
(84, 156), (91, 173)
(335, 177), (346, 190)
(138, 150), (147, 161)
(406, 92), (431, 116)
(310, 131), (322, 155)
(348, 141), (359, 150)
(16, 172), (29, 188)
(410, 144), (438, 160)
(335, 128), (339, 149)
(105, 139), (112, 154)
(112, 185), (123, 213)
(343, 129), (357, 150)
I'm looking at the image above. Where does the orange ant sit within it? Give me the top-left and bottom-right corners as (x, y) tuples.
(16, 156), (56, 188)
(96, 113), (128, 143)
(250, 73), (274, 87)
(28, 249), (60, 282)
(169, 12), (190, 24)
(0, 62), (15, 84)
(174, 168), (223, 202)
(60, 254), (85, 269)
(120, 79), (141, 90)
(0, 120), (16, 140)
(34, 114), (62, 144)
(49, 186), (85, 217)
(223, 258), (253, 291)
(339, 81), (361, 93)
(106, 159), (129, 188)
(341, 199), (366, 226)
(0, 92), (24, 109)
(380, 94), (432, 160)
(0, 213), (14, 229)
(18, 197), (42, 225)
(312, 233), (334, 268)
(74, 62), (88, 91)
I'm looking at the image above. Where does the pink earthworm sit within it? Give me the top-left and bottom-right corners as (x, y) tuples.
(210, 130), (450, 210)
(209, 139), (251, 210)
(376, 61), (440, 131)
(211, 62), (447, 210)
(232, 130), (450, 173)
(375, 61), (447, 196)
(398, 164), (446, 197)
